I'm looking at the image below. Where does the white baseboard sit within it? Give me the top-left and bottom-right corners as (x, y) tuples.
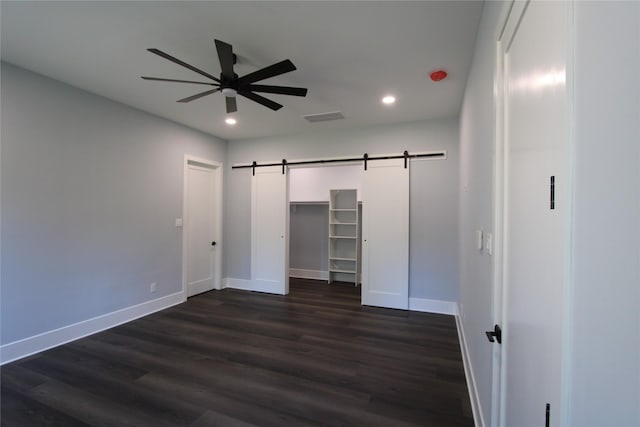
(455, 314), (484, 427)
(222, 277), (252, 290)
(222, 277), (282, 294)
(0, 291), (185, 366)
(409, 297), (458, 315)
(289, 268), (329, 281)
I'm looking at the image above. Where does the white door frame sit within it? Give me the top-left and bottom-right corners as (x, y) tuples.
(182, 155), (223, 299)
(490, 2), (520, 425)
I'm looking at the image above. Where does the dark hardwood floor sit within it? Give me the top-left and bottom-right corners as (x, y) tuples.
(1, 278), (473, 426)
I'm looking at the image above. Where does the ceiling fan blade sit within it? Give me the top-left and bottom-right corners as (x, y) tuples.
(141, 76), (218, 86)
(147, 48), (220, 83)
(177, 88), (220, 103)
(242, 84), (307, 97)
(238, 91), (283, 111)
(237, 59), (297, 86)
(215, 39), (235, 81)
(226, 97), (238, 113)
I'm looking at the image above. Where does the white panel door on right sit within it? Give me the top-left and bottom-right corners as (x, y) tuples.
(362, 158), (409, 309)
(501, 1), (569, 426)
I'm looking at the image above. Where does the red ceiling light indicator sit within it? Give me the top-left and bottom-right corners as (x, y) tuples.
(430, 69), (448, 82)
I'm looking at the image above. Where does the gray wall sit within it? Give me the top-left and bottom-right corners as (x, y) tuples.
(289, 203), (328, 272)
(224, 119), (459, 302)
(568, 2), (640, 425)
(1, 62), (226, 344)
(458, 2), (503, 425)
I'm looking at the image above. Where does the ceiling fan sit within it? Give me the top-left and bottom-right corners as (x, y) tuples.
(142, 39), (308, 113)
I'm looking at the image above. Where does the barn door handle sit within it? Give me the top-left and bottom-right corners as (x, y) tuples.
(485, 324), (502, 344)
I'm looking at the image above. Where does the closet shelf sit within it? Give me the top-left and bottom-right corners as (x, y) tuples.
(330, 208), (357, 212)
(330, 235), (357, 239)
(329, 268), (357, 274)
(330, 257), (356, 262)
(330, 222), (357, 225)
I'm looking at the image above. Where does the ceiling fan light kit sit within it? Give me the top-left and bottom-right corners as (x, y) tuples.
(142, 39), (308, 114)
(221, 88), (237, 98)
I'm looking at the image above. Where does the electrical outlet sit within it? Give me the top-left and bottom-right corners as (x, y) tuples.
(150, 282), (157, 293)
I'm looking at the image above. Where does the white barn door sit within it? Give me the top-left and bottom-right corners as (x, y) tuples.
(361, 158), (409, 309)
(251, 166), (289, 295)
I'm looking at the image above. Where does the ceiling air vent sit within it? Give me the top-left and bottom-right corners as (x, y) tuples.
(303, 111), (345, 123)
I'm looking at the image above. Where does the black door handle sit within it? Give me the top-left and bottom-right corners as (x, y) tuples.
(211, 241), (216, 246)
(486, 324), (502, 344)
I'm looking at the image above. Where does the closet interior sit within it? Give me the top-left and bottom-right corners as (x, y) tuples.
(289, 165), (363, 285)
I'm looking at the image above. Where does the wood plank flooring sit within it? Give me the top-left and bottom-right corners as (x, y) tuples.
(1, 278), (473, 426)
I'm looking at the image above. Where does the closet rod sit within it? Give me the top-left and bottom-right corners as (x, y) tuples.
(232, 151), (445, 175)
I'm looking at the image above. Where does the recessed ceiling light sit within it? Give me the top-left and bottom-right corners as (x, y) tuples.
(225, 117), (237, 125)
(382, 95), (396, 105)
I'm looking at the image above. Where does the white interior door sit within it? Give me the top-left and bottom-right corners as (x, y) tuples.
(361, 158), (409, 309)
(251, 165), (289, 295)
(498, 1), (569, 426)
(184, 158), (222, 297)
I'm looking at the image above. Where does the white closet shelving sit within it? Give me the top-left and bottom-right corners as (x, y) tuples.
(328, 189), (359, 285)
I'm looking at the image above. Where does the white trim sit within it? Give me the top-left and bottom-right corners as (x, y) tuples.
(0, 291), (185, 365)
(222, 277), (285, 294)
(560, 3), (576, 425)
(289, 268), (329, 281)
(491, 5), (509, 424)
(408, 297), (458, 315)
(221, 277), (252, 289)
(456, 314), (485, 427)
(183, 155), (223, 299)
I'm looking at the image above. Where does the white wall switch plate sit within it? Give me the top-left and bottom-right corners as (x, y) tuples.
(150, 282), (157, 293)
(485, 233), (493, 255)
(476, 230), (483, 251)
(175, 218), (183, 227)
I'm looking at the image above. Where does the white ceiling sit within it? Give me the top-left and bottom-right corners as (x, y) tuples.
(1, 1), (483, 141)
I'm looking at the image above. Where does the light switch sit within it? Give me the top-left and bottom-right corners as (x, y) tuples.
(476, 230), (483, 251)
(175, 218), (183, 227)
(485, 233), (493, 256)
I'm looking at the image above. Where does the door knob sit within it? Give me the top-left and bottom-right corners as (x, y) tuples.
(211, 241), (216, 246)
(485, 324), (502, 344)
